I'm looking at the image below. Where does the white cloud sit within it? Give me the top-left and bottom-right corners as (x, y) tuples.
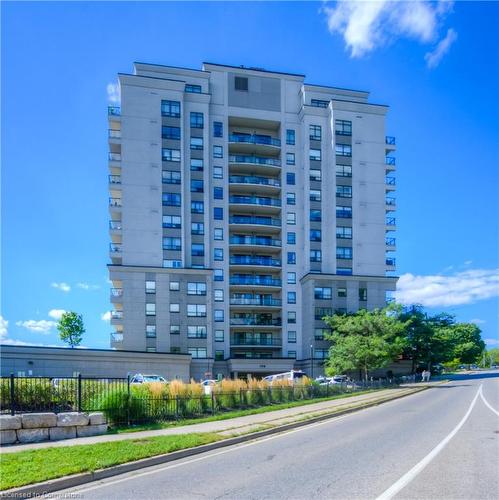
(1, 315), (60, 346)
(469, 318), (486, 325)
(425, 28), (457, 68)
(323, 0), (455, 63)
(15, 320), (57, 334)
(101, 311), (111, 322)
(395, 268), (499, 307)
(485, 338), (499, 347)
(464, 260), (473, 266)
(48, 309), (66, 320)
(107, 82), (121, 104)
(77, 282), (100, 291)
(0, 316), (8, 340)
(51, 282), (71, 293)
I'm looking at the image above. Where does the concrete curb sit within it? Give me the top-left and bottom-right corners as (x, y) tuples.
(1, 387), (427, 498)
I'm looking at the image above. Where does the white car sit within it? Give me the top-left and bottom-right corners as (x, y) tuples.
(130, 373), (167, 384)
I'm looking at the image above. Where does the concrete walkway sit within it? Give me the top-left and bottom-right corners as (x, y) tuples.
(1, 384), (436, 454)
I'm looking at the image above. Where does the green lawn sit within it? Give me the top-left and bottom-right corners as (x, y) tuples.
(0, 432), (222, 491)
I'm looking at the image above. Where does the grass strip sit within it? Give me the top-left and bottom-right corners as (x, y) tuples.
(0, 432), (222, 491)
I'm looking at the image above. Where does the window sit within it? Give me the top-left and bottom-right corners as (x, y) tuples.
(315, 307), (332, 320)
(162, 170), (181, 184)
(191, 201), (204, 214)
(171, 346), (180, 353)
(336, 206), (352, 218)
(163, 259), (182, 268)
(146, 347), (156, 353)
(170, 303), (180, 313)
(336, 165), (352, 177)
(190, 179), (204, 193)
(213, 121), (223, 137)
(337, 267), (353, 276)
(190, 112), (204, 129)
(162, 126), (181, 140)
(310, 229), (321, 241)
(185, 84), (202, 93)
(336, 226), (352, 239)
(214, 248), (224, 261)
(286, 153), (295, 165)
(287, 311), (296, 324)
(310, 250), (322, 262)
(286, 129), (295, 145)
(188, 326), (207, 339)
(310, 125), (322, 141)
(170, 324), (180, 335)
(213, 187), (223, 200)
(212, 228), (223, 242)
(213, 166), (223, 179)
(214, 207), (223, 220)
(287, 232), (296, 244)
(214, 289), (224, 302)
(214, 310), (224, 322)
(211, 350), (223, 361)
(287, 272), (296, 284)
(145, 281), (156, 293)
(190, 137), (204, 150)
(359, 288), (368, 301)
(162, 148), (181, 162)
(286, 173), (295, 185)
(315, 349), (328, 360)
(310, 209), (321, 221)
(191, 243), (205, 257)
(163, 237), (181, 251)
(287, 252), (296, 264)
(190, 159), (204, 171)
(169, 281), (180, 291)
(311, 99), (329, 108)
(335, 144), (352, 157)
(191, 222), (204, 235)
(146, 325), (156, 338)
(146, 303), (156, 316)
(288, 331), (297, 343)
(187, 304), (207, 317)
(163, 215), (181, 229)
(337, 247), (353, 259)
(287, 212), (296, 225)
(288, 351), (297, 359)
(310, 190), (321, 202)
(315, 287), (332, 300)
(287, 291), (296, 304)
(234, 76), (248, 91)
(336, 185), (352, 198)
(188, 347), (207, 359)
(187, 282), (207, 295)
(310, 149), (321, 161)
(214, 269), (224, 281)
(213, 145), (223, 158)
(314, 328), (328, 340)
(162, 193), (181, 207)
(310, 169), (321, 182)
(161, 100), (180, 117)
(215, 329), (224, 342)
(286, 192), (296, 205)
(335, 119), (352, 136)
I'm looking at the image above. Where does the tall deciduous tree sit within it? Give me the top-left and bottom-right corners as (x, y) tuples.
(323, 306), (408, 380)
(444, 323), (485, 365)
(57, 311), (85, 348)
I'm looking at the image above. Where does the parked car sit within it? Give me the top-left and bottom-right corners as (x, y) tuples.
(130, 374), (167, 384)
(263, 370), (306, 385)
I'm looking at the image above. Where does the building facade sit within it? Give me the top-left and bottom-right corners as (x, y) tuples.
(108, 61), (397, 379)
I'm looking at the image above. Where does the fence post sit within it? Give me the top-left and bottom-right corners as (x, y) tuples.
(127, 375), (131, 426)
(77, 374), (82, 412)
(10, 373), (15, 416)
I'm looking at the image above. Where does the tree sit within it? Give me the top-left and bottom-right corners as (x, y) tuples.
(487, 348), (499, 365)
(443, 322), (485, 365)
(57, 311), (85, 348)
(323, 306), (408, 380)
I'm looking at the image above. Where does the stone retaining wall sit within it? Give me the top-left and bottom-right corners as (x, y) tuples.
(0, 412), (108, 445)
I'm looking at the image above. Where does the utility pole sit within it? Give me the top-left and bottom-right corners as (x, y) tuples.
(310, 344), (314, 379)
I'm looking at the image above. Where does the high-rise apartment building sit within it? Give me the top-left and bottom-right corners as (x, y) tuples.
(108, 62), (397, 379)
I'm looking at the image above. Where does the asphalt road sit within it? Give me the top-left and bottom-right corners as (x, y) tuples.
(63, 371), (499, 500)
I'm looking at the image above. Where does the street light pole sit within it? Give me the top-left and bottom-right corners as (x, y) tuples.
(310, 344), (314, 379)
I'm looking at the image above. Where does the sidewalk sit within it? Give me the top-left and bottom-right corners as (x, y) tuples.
(2, 384), (435, 454)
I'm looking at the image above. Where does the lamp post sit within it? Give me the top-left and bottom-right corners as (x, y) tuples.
(310, 344), (314, 379)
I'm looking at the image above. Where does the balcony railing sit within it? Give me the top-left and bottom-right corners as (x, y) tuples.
(385, 177), (396, 185)
(109, 244), (122, 253)
(109, 152), (121, 161)
(230, 256), (281, 267)
(109, 198), (122, 207)
(230, 196), (281, 207)
(111, 311), (123, 319)
(229, 134), (281, 147)
(386, 217), (396, 226)
(108, 129), (121, 139)
(230, 337), (282, 346)
(229, 216), (281, 227)
(385, 136), (396, 145)
(336, 210), (352, 218)
(385, 157), (396, 166)
(110, 288), (123, 297)
(230, 277), (282, 287)
(230, 318), (282, 326)
(230, 236), (281, 247)
(109, 220), (122, 230)
(110, 332), (123, 343)
(230, 298), (282, 307)
(229, 155), (281, 167)
(229, 176), (281, 188)
(109, 175), (121, 184)
(386, 237), (396, 246)
(108, 106), (121, 116)
(386, 197), (396, 205)
(386, 258), (396, 266)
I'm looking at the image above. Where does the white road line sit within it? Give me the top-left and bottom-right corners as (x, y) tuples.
(480, 385), (499, 417)
(376, 384), (482, 500)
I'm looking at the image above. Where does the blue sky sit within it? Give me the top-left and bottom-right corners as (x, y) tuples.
(2, 1), (498, 349)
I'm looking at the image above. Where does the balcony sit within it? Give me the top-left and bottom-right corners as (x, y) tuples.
(108, 106), (121, 116)
(229, 155), (281, 175)
(386, 217), (397, 231)
(110, 288), (123, 303)
(230, 276), (282, 289)
(230, 337), (282, 347)
(109, 220), (122, 234)
(385, 156), (396, 171)
(229, 175), (281, 194)
(109, 198), (122, 216)
(229, 134), (281, 155)
(385, 197), (396, 211)
(230, 297), (282, 308)
(386, 237), (396, 249)
(229, 196), (281, 214)
(385, 137), (396, 153)
(110, 332), (123, 348)
(230, 317), (282, 327)
(111, 310), (123, 320)
(230, 256), (281, 269)
(109, 243), (122, 253)
(229, 216), (281, 233)
(385, 176), (396, 191)
(386, 257), (396, 268)
(229, 236), (281, 252)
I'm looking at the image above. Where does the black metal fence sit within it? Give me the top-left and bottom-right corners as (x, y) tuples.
(0, 375), (411, 427)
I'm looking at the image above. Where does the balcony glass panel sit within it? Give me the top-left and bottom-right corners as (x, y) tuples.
(230, 236), (281, 247)
(108, 106), (121, 116)
(229, 216), (281, 227)
(229, 134), (281, 147)
(109, 175), (121, 184)
(229, 155), (281, 166)
(229, 176), (280, 187)
(230, 276), (282, 286)
(230, 196), (281, 207)
(230, 256), (281, 267)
